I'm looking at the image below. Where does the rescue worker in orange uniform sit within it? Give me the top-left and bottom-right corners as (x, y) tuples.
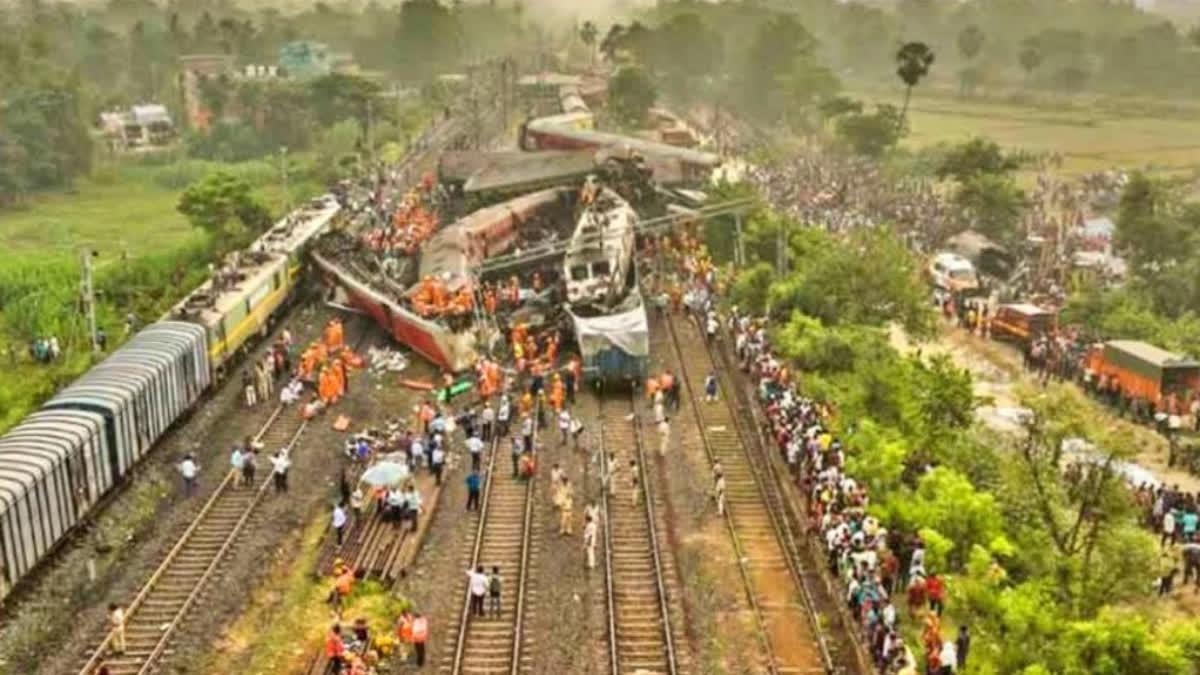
(549, 374), (565, 412)
(484, 287), (497, 314)
(410, 612), (429, 666)
(645, 376), (660, 401)
(325, 624), (346, 673)
(545, 333), (559, 365)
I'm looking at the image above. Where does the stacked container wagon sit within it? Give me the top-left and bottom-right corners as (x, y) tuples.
(0, 197), (341, 601)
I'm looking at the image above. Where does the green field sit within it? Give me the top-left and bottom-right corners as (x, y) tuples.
(851, 88), (1200, 182)
(0, 157), (318, 266)
(1, 169), (201, 265)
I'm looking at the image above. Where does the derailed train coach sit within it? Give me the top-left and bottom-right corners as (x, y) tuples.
(0, 322), (209, 599)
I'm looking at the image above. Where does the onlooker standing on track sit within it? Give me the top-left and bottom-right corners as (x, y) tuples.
(558, 477), (574, 535)
(242, 446), (257, 487)
(658, 417), (670, 456)
(569, 415), (584, 450)
(332, 502), (348, 546)
(511, 436), (523, 477)
(583, 513), (597, 569)
(108, 603), (126, 655)
(431, 443), (445, 485)
(325, 624), (345, 673)
(704, 372), (719, 403)
(230, 445), (245, 488)
(411, 612), (429, 667)
(558, 409), (571, 446)
(271, 450), (290, 493)
(466, 566), (488, 617)
(481, 401), (495, 442)
(713, 470), (726, 516)
(488, 566), (503, 617)
(521, 414), (533, 454)
(466, 432), (484, 472)
(498, 395), (511, 438)
(465, 469), (481, 511)
(243, 369), (257, 407)
(179, 454), (199, 497)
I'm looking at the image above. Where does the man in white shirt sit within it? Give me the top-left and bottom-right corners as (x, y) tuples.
(332, 503), (347, 546)
(582, 513), (598, 569)
(481, 403), (496, 442)
(658, 418), (670, 456)
(466, 434), (484, 472)
(230, 446), (245, 488)
(466, 566), (489, 617)
(431, 444), (446, 485)
(271, 450), (290, 493)
(558, 410), (571, 446)
(179, 454), (199, 497)
(498, 396), (511, 437)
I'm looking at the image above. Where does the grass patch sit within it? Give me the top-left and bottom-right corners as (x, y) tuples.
(847, 87), (1200, 180)
(204, 517), (411, 675)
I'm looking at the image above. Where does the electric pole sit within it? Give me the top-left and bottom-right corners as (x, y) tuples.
(280, 146), (290, 213)
(80, 249), (98, 352)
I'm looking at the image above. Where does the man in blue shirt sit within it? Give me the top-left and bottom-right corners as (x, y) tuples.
(465, 470), (481, 511)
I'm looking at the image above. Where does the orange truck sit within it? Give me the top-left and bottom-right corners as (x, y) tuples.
(1085, 340), (1200, 411)
(990, 303), (1057, 347)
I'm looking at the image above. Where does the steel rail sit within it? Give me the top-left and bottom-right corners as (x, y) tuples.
(704, 331), (839, 673)
(662, 314), (780, 674)
(77, 404), (291, 675)
(450, 399), (539, 675)
(136, 418), (309, 675)
(597, 392), (680, 675)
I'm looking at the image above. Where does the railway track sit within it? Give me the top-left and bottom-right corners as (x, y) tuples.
(663, 313), (837, 675)
(596, 392), (681, 675)
(443, 405), (539, 675)
(77, 404), (309, 675)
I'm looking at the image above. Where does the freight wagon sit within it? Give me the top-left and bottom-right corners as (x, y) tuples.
(0, 197), (341, 602)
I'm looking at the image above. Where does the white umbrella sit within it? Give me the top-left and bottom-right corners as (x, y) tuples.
(360, 461), (410, 487)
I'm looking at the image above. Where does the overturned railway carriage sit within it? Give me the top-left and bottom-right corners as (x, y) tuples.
(316, 188), (573, 372)
(0, 323), (210, 594)
(0, 197), (339, 602)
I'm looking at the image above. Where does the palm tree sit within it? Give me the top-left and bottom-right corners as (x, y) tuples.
(599, 24), (625, 63)
(1018, 39), (1042, 83)
(579, 21), (598, 68)
(895, 41), (935, 130)
(956, 25), (985, 96)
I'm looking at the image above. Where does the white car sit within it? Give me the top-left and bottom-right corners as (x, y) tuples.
(929, 252), (979, 292)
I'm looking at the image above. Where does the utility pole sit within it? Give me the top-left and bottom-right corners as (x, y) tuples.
(279, 146), (290, 213)
(80, 249), (98, 352)
(734, 213), (745, 269)
(365, 97), (374, 168)
(776, 220), (787, 277)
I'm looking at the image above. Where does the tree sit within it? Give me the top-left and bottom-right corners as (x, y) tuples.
(1018, 39), (1042, 81)
(936, 137), (1019, 183)
(954, 173), (1027, 244)
(308, 73), (384, 134)
(957, 25), (985, 96)
(579, 20), (598, 67)
(608, 65), (657, 127)
(599, 24), (626, 62)
(177, 172), (272, 250)
(1114, 171), (1194, 271)
(741, 14), (838, 129)
(895, 41), (934, 129)
(1053, 65), (1089, 94)
(766, 226), (934, 337)
(834, 104), (906, 158)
